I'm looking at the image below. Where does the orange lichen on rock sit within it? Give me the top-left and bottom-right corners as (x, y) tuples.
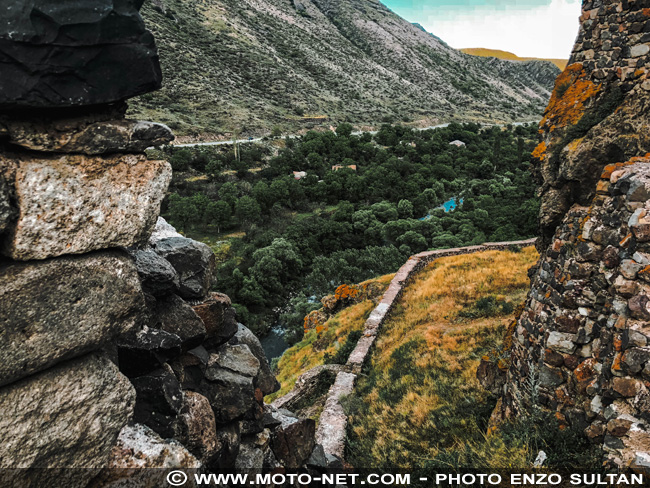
(602, 154), (650, 179)
(304, 309), (327, 332)
(334, 283), (361, 302)
(540, 63), (602, 132)
(531, 141), (547, 161)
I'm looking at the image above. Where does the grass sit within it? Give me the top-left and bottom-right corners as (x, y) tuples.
(266, 273), (394, 403)
(345, 247), (541, 470)
(183, 229), (243, 263)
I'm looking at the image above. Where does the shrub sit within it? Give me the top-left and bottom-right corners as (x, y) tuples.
(324, 330), (362, 364)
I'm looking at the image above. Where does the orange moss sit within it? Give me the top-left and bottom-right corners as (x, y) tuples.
(531, 141), (547, 161)
(334, 283), (362, 302)
(643, 7), (650, 16)
(540, 63), (602, 133)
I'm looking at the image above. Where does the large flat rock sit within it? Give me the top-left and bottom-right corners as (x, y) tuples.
(0, 152), (171, 260)
(0, 353), (135, 486)
(0, 0), (161, 109)
(0, 117), (174, 155)
(0, 251), (146, 386)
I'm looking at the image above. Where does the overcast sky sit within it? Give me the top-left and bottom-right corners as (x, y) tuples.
(381, 0), (581, 59)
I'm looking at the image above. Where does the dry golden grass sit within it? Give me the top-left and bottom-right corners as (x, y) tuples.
(374, 247), (536, 367)
(347, 247), (539, 470)
(266, 273), (395, 403)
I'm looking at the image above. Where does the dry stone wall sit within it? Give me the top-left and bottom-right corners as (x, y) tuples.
(532, 0), (650, 249)
(487, 0), (650, 471)
(0, 2), (317, 485)
(312, 239), (536, 463)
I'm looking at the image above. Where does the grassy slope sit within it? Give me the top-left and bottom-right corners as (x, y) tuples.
(461, 48), (568, 71)
(267, 272), (395, 403)
(346, 247), (539, 469)
(132, 0), (560, 138)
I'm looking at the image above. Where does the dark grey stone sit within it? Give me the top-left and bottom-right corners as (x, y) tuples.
(0, 0), (161, 109)
(231, 324), (281, 396)
(200, 367), (256, 424)
(117, 325), (182, 378)
(152, 294), (206, 350)
(153, 236), (215, 300)
(130, 248), (179, 296)
(131, 365), (183, 439)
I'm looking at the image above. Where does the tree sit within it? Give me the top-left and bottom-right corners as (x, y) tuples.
(218, 182), (238, 208)
(206, 200), (231, 233)
(247, 238), (304, 305)
(235, 196), (261, 227)
(336, 123), (354, 138)
(371, 201), (398, 223)
(169, 149), (192, 171)
(167, 193), (198, 231)
(397, 199), (414, 219)
(397, 231), (427, 254)
(191, 193), (210, 229)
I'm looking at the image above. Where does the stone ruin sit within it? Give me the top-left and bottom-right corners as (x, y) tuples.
(0, 2), (317, 485)
(481, 0), (650, 470)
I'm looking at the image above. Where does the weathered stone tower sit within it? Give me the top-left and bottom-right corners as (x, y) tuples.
(486, 0), (650, 470)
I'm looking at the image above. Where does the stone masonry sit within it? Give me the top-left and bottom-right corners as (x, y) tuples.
(0, 2), (316, 485)
(487, 0), (650, 470)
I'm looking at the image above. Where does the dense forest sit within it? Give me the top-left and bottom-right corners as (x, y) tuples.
(159, 122), (540, 342)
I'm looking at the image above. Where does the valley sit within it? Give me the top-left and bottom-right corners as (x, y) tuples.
(159, 122), (541, 344)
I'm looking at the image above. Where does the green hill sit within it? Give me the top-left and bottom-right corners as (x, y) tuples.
(131, 0), (561, 139)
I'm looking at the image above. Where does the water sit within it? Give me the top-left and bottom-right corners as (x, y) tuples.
(260, 326), (289, 363)
(440, 197), (463, 212)
(420, 197), (463, 220)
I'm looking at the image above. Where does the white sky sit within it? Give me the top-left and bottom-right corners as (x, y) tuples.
(389, 0), (582, 59)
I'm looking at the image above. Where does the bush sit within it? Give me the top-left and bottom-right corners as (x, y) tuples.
(458, 295), (513, 319)
(324, 330), (362, 364)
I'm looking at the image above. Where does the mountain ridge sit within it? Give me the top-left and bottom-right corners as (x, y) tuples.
(130, 0), (561, 138)
(460, 47), (568, 71)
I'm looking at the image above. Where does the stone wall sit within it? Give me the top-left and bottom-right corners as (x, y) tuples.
(309, 239), (536, 463)
(488, 0), (650, 471)
(0, 2), (316, 485)
(532, 0), (650, 249)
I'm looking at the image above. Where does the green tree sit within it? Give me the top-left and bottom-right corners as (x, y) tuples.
(235, 196), (261, 227)
(167, 193), (198, 231)
(336, 123), (354, 138)
(206, 200), (231, 233)
(169, 149), (192, 171)
(218, 182), (238, 208)
(397, 199), (414, 219)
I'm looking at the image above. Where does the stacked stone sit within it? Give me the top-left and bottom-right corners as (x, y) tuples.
(106, 217), (316, 475)
(571, 0), (650, 84)
(489, 159), (650, 469)
(0, 2), (173, 485)
(532, 0), (650, 250)
(0, 1), (316, 485)
(483, 0), (650, 470)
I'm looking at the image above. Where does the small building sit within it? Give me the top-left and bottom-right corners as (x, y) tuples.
(449, 140), (466, 147)
(332, 165), (357, 172)
(293, 171), (307, 180)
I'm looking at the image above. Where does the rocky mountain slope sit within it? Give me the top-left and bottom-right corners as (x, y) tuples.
(130, 0), (561, 138)
(461, 48), (568, 71)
